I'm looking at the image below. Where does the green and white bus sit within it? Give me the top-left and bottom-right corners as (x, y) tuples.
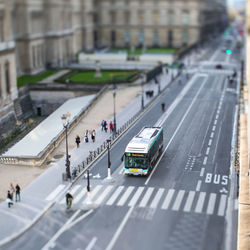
(123, 126), (163, 176)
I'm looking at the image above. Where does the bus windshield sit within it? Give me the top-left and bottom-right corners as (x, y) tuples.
(125, 156), (149, 169)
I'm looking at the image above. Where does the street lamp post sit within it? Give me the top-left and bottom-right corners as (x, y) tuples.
(141, 72), (146, 110)
(113, 83), (117, 134)
(61, 112), (71, 180)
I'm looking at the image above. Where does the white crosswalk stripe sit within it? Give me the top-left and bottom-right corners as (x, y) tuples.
(45, 184), (65, 201)
(106, 186), (124, 206)
(47, 184), (231, 216)
(95, 186), (114, 205)
(195, 192), (206, 213)
(183, 191), (195, 212)
(139, 187), (154, 207)
(82, 185), (102, 204)
(217, 194), (227, 216)
(161, 189), (175, 210)
(128, 187), (145, 207)
(172, 190), (185, 211)
(207, 193), (217, 215)
(117, 186), (134, 206)
(150, 188), (164, 209)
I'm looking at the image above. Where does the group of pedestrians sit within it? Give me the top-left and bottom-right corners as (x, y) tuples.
(75, 129), (96, 148)
(101, 120), (114, 133)
(7, 183), (21, 208)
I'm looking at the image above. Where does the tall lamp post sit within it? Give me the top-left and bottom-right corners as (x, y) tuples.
(113, 81), (117, 134)
(61, 112), (71, 180)
(141, 71), (146, 110)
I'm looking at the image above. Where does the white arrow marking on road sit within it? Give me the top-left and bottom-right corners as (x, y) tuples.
(93, 173), (101, 179)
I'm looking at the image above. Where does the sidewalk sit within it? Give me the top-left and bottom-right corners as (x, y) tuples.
(0, 69), (177, 247)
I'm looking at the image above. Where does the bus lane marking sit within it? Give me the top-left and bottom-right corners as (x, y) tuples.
(145, 76), (208, 185)
(196, 180), (202, 192)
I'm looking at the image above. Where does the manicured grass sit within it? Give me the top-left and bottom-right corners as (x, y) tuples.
(110, 47), (176, 55)
(69, 70), (138, 84)
(17, 70), (59, 88)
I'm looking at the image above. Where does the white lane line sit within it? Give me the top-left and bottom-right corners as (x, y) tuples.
(41, 209), (81, 250)
(95, 186), (114, 205)
(128, 187), (145, 207)
(172, 190), (185, 211)
(59, 185), (81, 204)
(139, 187), (154, 207)
(212, 126), (216, 131)
(207, 193), (217, 215)
(214, 119), (218, 125)
(145, 76), (208, 185)
(203, 156), (208, 165)
(208, 139), (212, 146)
(45, 184), (65, 201)
(85, 237), (97, 250)
(196, 180), (202, 192)
(150, 188), (165, 209)
(161, 189), (175, 210)
(210, 132), (214, 138)
(117, 186), (134, 206)
(74, 189), (87, 204)
(216, 114), (219, 119)
(183, 191), (195, 212)
(200, 168), (205, 177)
(105, 206), (134, 250)
(106, 186), (124, 206)
(206, 147), (210, 155)
(195, 192), (206, 213)
(82, 185), (102, 204)
(218, 194), (227, 216)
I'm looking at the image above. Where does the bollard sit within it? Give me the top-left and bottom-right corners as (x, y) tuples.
(86, 157), (89, 165)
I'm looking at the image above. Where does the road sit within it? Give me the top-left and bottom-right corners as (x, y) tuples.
(4, 38), (240, 250)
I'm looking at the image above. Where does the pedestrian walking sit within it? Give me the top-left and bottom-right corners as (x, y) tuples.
(15, 184), (21, 202)
(104, 121), (108, 133)
(109, 121), (113, 133)
(84, 130), (89, 143)
(101, 120), (105, 131)
(7, 190), (13, 208)
(91, 129), (96, 142)
(75, 135), (81, 148)
(10, 183), (15, 200)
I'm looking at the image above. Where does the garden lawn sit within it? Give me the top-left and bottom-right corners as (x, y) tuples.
(69, 71), (137, 84)
(17, 70), (58, 88)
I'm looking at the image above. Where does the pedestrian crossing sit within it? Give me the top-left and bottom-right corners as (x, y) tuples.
(45, 184), (236, 217)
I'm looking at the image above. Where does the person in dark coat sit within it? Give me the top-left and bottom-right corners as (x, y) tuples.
(84, 130), (89, 143)
(104, 121), (108, 133)
(15, 184), (21, 202)
(91, 130), (96, 142)
(75, 135), (80, 148)
(7, 191), (13, 208)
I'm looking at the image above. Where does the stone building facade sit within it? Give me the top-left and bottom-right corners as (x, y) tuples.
(11, 0), (227, 75)
(0, 0), (18, 138)
(93, 0), (227, 49)
(11, 0), (89, 75)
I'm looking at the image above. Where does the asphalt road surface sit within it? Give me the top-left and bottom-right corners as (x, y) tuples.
(4, 40), (240, 250)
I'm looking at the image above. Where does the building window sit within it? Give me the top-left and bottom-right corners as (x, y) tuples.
(139, 30), (144, 45)
(182, 11), (189, 25)
(125, 11), (130, 24)
(5, 62), (10, 94)
(110, 11), (116, 24)
(153, 11), (159, 25)
(153, 30), (159, 46)
(182, 30), (188, 45)
(125, 30), (130, 44)
(168, 30), (173, 47)
(111, 30), (116, 47)
(138, 11), (144, 25)
(168, 11), (174, 25)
